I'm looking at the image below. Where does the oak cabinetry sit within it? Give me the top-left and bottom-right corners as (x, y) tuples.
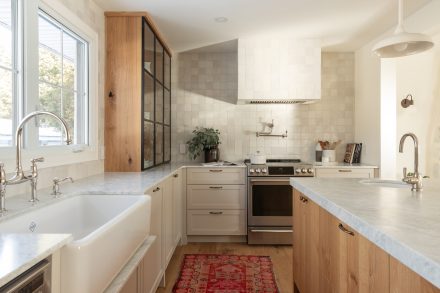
(390, 257), (439, 293)
(293, 190), (439, 293)
(105, 12), (171, 172)
(186, 167), (247, 236)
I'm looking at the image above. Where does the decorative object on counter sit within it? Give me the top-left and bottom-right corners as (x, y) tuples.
(187, 127), (221, 162)
(172, 254), (280, 292)
(249, 151), (266, 164)
(372, 0), (433, 58)
(256, 119), (288, 138)
(401, 94), (414, 108)
(315, 143), (323, 162)
(343, 143), (363, 164)
(318, 140), (341, 163)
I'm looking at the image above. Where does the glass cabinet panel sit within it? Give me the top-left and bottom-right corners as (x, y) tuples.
(164, 52), (171, 89)
(155, 81), (163, 123)
(143, 22), (155, 75)
(164, 125), (171, 162)
(143, 121), (154, 169)
(143, 73), (154, 121)
(164, 89), (170, 125)
(155, 40), (163, 84)
(155, 124), (163, 164)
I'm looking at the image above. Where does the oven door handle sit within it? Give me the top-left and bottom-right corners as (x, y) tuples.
(250, 229), (293, 233)
(249, 178), (291, 183)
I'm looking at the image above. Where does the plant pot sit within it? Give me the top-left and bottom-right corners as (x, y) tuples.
(204, 147), (220, 163)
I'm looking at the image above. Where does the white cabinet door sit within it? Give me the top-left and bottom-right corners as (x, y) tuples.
(315, 168), (374, 178)
(187, 185), (246, 210)
(172, 170), (182, 246)
(187, 167), (246, 185)
(187, 210), (246, 235)
(161, 177), (174, 268)
(144, 185), (164, 288)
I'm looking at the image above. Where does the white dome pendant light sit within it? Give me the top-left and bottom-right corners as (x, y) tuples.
(373, 0), (434, 58)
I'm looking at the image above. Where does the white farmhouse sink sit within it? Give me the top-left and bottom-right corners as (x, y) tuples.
(0, 194), (151, 293)
(359, 179), (410, 189)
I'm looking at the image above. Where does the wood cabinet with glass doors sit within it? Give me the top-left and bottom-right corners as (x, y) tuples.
(105, 12), (171, 171)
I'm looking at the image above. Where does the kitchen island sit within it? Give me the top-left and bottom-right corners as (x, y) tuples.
(290, 177), (440, 292)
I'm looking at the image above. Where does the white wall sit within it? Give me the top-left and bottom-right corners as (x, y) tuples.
(172, 52), (355, 163)
(6, 0), (105, 197)
(396, 33), (440, 179)
(355, 0), (440, 175)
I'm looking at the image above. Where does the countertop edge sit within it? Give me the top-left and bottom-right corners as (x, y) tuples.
(0, 234), (73, 288)
(290, 178), (440, 289)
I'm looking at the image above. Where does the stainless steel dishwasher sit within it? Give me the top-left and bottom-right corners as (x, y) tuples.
(0, 258), (51, 293)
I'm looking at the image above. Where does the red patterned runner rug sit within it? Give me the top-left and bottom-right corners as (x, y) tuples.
(173, 254), (280, 293)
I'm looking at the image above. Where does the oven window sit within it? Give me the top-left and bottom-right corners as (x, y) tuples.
(252, 185), (292, 216)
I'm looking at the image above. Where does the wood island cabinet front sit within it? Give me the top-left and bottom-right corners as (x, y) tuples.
(293, 190), (439, 293)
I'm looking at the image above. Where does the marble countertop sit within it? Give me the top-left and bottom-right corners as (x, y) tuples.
(290, 177), (440, 288)
(0, 161), (245, 287)
(313, 162), (378, 169)
(0, 234), (72, 287)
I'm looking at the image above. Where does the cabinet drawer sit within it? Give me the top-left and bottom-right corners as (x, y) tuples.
(187, 185), (246, 209)
(187, 167), (246, 185)
(315, 168), (374, 178)
(187, 210), (246, 235)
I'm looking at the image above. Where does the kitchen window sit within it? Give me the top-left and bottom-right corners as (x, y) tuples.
(0, 0), (19, 147)
(37, 10), (88, 146)
(0, 0), (98, 166)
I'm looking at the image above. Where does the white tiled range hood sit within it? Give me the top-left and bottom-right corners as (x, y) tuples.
(237, 38), (321, 104)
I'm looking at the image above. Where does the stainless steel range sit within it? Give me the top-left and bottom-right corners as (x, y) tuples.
(246, 159), (314, 245)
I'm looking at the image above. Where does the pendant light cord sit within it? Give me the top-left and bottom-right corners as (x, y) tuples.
(395, 0), (404, 33)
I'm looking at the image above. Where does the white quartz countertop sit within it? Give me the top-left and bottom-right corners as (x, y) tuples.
(0, 234), (72, 287)
(0, 161), (245, 287)
(290, 177), (440, 288)
(313, 162), (378, 169)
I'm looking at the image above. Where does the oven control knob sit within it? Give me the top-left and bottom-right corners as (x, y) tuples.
(249, 168), (255, 173)
(301, 168), (307, 173)
(307, 168), (314, 174)
(261, 168), (267, 174)
(255, 168), (261, 173)
(295, 168), (302, 174)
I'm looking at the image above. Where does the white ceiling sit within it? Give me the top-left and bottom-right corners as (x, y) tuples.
(94, 0), (432, 53)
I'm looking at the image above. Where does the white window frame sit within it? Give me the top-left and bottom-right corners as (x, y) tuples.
(0, 0), (99, 172)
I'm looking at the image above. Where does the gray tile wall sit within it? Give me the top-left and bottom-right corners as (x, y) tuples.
(171, 52), (354, 163)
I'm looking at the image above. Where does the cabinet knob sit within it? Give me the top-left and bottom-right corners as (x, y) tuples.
(299, 196), (308, 203)
(153, 187), (160, 192)
(338, 223), (355, 236)
(173, 174), (179, 178)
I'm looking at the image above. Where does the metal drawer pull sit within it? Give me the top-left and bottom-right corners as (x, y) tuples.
(209, 186), (223, 189)
(153, 187), (160, 192)
(209, 169), (223, 172)
(338, 223), (355, 236)
(209, 211), (223, 215)
(338, 169), (352, 173)
(250, 229), (293, 233)
(173, 174), (179, 178)
(299, 196), (308, 203)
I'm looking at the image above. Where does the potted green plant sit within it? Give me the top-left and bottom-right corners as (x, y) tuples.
(187, 127), (221, 162)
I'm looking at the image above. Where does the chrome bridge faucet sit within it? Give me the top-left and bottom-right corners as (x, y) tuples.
(0, 111), (72, 215)
(399, 133), (422, 191)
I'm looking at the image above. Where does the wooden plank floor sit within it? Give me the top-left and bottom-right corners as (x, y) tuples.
(156, 243), (293, 293)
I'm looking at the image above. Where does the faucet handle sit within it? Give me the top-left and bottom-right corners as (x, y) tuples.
(0, 162), (5, 184)
(403, 167), (407, 178)
(31, 157), (45, 164)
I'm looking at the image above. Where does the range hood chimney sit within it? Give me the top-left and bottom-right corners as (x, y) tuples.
(237, 38), (321, 104)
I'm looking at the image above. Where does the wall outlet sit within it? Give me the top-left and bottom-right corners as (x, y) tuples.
(179, 144), (186, 154)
